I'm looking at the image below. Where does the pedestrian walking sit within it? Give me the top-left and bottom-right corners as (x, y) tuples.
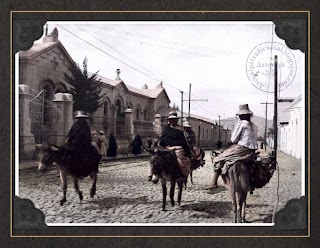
(132, 134), (143, 155)
(98, 130), (107, 157)
(146, 136), (153, 149)
(107, 133), (117, 157)
(91, 130), (100, 153)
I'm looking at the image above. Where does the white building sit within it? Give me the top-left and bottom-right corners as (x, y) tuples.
(270, 95), (303, 159)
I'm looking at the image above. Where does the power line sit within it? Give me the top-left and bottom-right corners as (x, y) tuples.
(57, 24), (162, 83)
(103, 26), (231, 56)
(57, 24), (185, 93)
(193, 101), (216, 118)
(92, 26), (221, 58)
(75, 24), (162, 82)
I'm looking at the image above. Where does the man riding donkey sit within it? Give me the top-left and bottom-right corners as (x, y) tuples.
(148, 111), (192, 181)
(206, 104), (258, 190)
(64, 111), (101, 173)
(183, 121), (205, 166)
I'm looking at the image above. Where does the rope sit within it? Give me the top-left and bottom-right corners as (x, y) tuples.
(276, 161), (280, 202)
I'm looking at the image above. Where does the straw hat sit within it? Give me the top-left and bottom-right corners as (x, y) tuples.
(99, 130), (105, 135)
(75, 110), (89, 118)
(168, 111), (180, 119)
(183, 121), (192, 128)
(236, 104), (253, 115)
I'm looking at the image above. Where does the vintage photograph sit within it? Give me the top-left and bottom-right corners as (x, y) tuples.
(15, 21), (305, 226)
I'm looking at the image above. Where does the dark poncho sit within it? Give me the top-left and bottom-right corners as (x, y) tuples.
(132, 135), (143, 155)
(65, 119), (100, 177)
(107, 134), (117, 157)
(159, 124), (191, 156)
(67, 119), (92, 152)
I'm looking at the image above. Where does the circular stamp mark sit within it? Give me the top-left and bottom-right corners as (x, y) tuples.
(246, 42), (297, 93)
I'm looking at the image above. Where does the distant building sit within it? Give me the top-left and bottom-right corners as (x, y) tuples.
(267, 95), (302, 159)
(177, 111), (232, 148)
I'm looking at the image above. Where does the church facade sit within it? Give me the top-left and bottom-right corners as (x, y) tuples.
(18, 28), (171, 158)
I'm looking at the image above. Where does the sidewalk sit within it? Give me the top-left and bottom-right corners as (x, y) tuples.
(19, 152), (151, 171)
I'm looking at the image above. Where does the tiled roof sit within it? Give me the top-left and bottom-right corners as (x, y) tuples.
(92, 73), (165, 99)
(176, 111), (215, 124)
(20, 38), (167, 101)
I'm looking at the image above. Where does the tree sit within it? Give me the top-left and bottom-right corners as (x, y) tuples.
(171, 102), (180, 111)
(64, 57), (105, 114)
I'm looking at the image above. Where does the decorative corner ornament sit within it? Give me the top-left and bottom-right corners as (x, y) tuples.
(14, 196), (47, 229)
(274, 196), (306, 229)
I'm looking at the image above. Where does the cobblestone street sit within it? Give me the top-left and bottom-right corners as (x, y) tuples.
(18, 149), (303, 224)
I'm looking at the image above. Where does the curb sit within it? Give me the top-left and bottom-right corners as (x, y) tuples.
(19, 153), (151, 172)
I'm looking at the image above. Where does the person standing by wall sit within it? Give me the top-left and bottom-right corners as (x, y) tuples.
(107, 133), (117, 157)
(146, 135), (153, 149)
(132, 134), (143, 155)
(98, 130), (107, 158)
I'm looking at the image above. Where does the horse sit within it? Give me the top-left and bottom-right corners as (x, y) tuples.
(221, 154), (276, 223)
(145, 147), (187, 211)
(38, 143), (101, 206)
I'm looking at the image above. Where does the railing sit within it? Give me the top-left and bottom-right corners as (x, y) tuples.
(28, 90), (58, 144)
(133, 120), (155, 137)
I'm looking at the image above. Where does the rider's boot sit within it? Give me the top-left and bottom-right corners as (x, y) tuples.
(205, 171), (220, 190)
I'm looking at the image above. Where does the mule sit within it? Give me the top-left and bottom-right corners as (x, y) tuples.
(146, 147), (186, 211)
(38, 143), (101, 206)
(221, 154), (276, 223)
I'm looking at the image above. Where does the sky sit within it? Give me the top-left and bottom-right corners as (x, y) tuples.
(39, 21), (305, 121)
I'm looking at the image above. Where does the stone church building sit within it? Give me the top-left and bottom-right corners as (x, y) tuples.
(19, 28), (171, 158)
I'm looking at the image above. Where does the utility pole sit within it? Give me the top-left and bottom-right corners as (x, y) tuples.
(218, 115), (221, 141)
(188, 83), (191, 118)
(180, 90), (184, 126)
(182, 84), (207, 119)
(273, 55), (278, 161)
(260, 102), (273, 151)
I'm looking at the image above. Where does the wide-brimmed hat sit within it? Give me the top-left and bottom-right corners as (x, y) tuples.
(183, 121), (192, 128)
(168, 111), (180, 119)
(236, 104), (253, 115)
(99, 130), (105, 134)
(75, 110), (89, 118)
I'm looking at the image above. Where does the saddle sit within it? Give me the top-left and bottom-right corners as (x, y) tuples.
(221, 153), (275, 190)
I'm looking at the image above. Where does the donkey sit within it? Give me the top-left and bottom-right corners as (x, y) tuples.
(210, 150), (222, 164)
(38, 143), (101, 206)
(188, 148), (205, 185)
(221, 154), (276, 223)
(145, 147), (186, 211)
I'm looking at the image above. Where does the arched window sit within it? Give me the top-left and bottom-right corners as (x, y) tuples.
(115, 99), (122, 118)
(144, 108), (147, 120)
(136, 105), (141, 120)
(104, 101), (109, 118)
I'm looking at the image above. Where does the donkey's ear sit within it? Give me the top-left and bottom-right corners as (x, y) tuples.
(50, 145), (60, 152)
